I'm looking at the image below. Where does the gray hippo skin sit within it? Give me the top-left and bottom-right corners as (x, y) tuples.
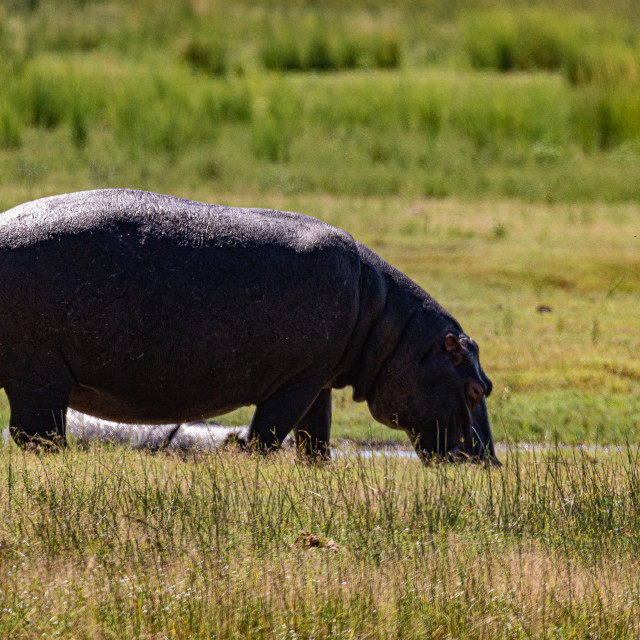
(0, 189), (497, 462)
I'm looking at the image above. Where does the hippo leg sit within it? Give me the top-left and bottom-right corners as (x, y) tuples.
(5, 380), (72, 448)
(247, 376), (326, 452)
(294, 388), (332, 459)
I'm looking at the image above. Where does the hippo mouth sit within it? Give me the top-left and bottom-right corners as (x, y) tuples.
(411, 409), (471, 460)
(453, 398), (500, 465)
(413, 399), (500, 465)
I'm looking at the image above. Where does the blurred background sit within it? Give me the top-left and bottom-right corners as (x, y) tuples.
(0, 0), (638, 445)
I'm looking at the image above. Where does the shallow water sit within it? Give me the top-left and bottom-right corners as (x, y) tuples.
(2, 410), (273, 451)
(1, 410), (621, 459)
(65, 410), (253, 450)
(338, 442), (629, 460)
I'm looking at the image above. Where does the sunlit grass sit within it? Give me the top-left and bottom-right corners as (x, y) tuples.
(4, 59), (640, 202)
(1, 3), (639, 636)
(1, 443), (640, 638)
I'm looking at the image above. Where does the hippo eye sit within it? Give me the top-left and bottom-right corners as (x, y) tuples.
(465, 339), (479, 356)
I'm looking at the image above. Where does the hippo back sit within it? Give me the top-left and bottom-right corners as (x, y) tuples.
(0, 189), (361, 423)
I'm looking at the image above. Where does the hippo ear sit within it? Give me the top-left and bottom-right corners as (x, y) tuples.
(445, 333), (464, 364)
(445, 333), (462, 352)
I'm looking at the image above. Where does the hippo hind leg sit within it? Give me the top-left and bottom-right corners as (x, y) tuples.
(294, 388), (332, 460)
(247, 374), (329, 455)
(5, 379), (72, 449)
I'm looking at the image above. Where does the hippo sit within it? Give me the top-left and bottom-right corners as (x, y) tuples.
(0, 189), (497, 462)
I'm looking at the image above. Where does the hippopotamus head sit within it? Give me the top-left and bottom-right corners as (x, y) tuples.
(366, 319), (495, 462)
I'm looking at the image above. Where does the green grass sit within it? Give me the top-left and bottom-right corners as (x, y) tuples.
(4, 60), (640, 202)
(4, 2), (640, 203)
(1, 2), (640, 637)
(1, 444), (640, 638)
(4, 59), (640, 201)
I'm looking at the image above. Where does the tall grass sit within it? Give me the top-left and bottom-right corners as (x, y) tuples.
(260, 24), (401, 72)
(572, 85), (640, 150)
(6, 57), (640, 199)
(462, 8), (572, 73)
(0, 100), (22, 149)
(1, 443), (640, 638)
(4, 2), (640, 199)
(461, 7), (640, 87)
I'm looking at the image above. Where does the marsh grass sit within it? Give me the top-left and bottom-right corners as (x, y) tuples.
(259, 24), (401, 73)
(1, 442), (640, 638)
(5, 2), (640, 199)
(461, 6), (640, 88)
(6, 62), (640, 200)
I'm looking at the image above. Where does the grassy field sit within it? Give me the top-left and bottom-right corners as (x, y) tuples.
(4, 1), (640, 204)
(1, 1), (640, 637)
(2, 444), (640, 638)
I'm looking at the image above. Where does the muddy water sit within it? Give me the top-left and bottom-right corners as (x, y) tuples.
(1, 410), (608, 459)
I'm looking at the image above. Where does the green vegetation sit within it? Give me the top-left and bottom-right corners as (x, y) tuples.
(4, 52), (640, 201)
(1, 2), (640, 637)
(3, 1), (640, 203)
(1, 444), (640, 638)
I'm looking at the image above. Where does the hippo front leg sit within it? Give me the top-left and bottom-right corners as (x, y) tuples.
(247, 375), (328, 453)
(294, 388), (332, 460)
(5, 380), (72, 448)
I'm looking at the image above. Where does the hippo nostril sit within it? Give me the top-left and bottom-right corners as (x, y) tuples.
(466, 381), (485, 407)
